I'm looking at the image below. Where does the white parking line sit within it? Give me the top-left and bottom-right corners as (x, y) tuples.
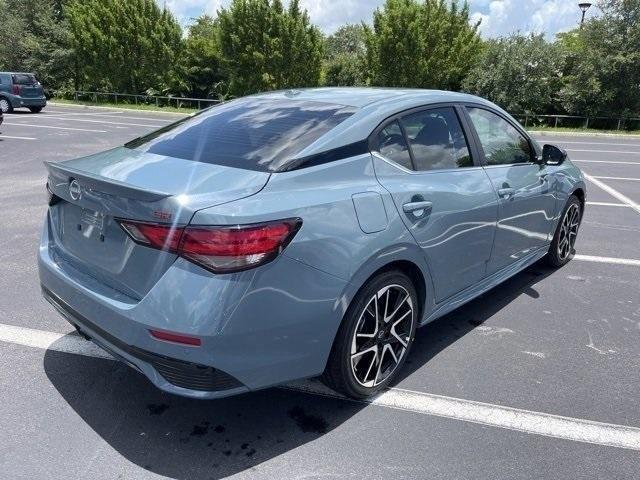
(574, 255), (640, 267)
(1, 322), (640, 451)
(592, 176), (640, 182)
(567, 149), (640, 154)
(584, 173), (640, 214)
(574, 160), (639, 165)
(3, 123), (107, 133)
(0, 134), (37, 140)
(586, 202), (631, 208)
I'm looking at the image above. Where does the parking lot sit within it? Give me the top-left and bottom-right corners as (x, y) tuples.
(0, 104), (639, 479)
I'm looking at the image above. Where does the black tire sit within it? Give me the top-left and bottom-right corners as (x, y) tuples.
(29, 107), (43, 113)
(0, 97), (13, 113)
(322, 269), (418, 399)
(546, 195), (582, 267)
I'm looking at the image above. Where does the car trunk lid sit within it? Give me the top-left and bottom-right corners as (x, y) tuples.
(45, 148), (270, 299)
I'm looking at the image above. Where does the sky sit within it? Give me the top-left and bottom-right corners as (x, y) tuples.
(162, 0), (599, 38)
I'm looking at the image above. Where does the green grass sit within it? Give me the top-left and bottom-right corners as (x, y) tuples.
(50, 97), (198, 114)
(527, 126), (640, 136)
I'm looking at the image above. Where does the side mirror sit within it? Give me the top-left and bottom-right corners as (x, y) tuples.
(542, 144), (567, 165)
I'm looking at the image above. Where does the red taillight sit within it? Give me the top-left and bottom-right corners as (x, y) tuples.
(119, 221), (183, 251)
(12, 84), (21, 95)
(149, 329), (201, 346)
(117, 218), (302, 273)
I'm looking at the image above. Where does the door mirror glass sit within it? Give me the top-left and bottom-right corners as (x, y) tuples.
(542, 144), (567, 165)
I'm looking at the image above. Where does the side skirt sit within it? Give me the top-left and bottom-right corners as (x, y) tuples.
(420, 245), (549, 326)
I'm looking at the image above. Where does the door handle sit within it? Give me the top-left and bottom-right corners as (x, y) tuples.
(497, 187), (516, 198)
(403, 201), (433, 216)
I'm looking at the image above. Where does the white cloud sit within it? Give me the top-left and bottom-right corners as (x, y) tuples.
(160, 0), (597, 38)
(470, 0), (597, 38)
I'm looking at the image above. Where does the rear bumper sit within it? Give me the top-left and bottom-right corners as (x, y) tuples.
(42, 286), (245, 394)
(38, 211), (348, 399)
(10, 94), (46, 108)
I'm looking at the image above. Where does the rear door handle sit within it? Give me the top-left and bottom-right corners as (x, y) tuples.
(403, 201), (433, 215)
(497, 187), (515, 198)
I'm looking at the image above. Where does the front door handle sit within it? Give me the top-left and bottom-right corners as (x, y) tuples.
(403, 201), (433, 216)
(497, 187), (516, 198)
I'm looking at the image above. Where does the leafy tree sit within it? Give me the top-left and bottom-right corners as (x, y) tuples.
(0, 1), (25, 71)
(217, 0), (323, 96)
(462, 34), (565, 114)
(65, 0), (182, 93)
(0, 0), (73, 93)
(168, 15), (227, 98)
(559, 0), (640, 116)
(365, 0), (482, 90)
(323, 24), (368, 86)
(325, 24), (367, 59)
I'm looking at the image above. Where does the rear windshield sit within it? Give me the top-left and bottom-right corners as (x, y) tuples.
(125, 97), (356, 172)
(12, 74), (37, 85)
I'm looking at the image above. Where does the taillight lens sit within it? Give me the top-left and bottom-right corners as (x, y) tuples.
(119, 221), (183, 251)
(117, 218), (302, 273)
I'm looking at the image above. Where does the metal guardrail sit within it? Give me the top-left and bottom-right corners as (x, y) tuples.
(53, 91), (640, 130)
(512, 113), (640, 131)
(56, 91), (222, 110)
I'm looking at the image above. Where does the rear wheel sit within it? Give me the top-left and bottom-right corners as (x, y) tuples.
(322, 270), (418, 399)
(29, 106), (43, 113)
(546, 195), (582, 267)
(0, 98), (12, 113)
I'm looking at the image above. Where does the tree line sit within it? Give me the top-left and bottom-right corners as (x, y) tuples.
(1, 0), (638, 118)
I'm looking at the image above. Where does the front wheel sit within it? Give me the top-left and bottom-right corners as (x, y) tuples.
(322, 270), (418, 399)
(0, 98), (12, 113)
(546, 195), (582, 267)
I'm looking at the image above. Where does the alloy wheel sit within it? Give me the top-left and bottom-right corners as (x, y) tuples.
(557, 203), (580, 261)
(350, 284), (414, 388)
(0, 99), (9, 113)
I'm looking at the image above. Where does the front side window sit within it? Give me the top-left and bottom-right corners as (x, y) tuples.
(400, 107), (472, 171)
(126, 98), (356, 172)
(467, 107), (532, 165)
(375, 120), (413, 170)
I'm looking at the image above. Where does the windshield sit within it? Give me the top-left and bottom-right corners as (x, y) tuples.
(125, 97), (356, 172)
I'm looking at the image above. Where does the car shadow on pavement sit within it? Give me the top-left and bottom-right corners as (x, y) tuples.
(44, 348), (363, 479)
(397, 260), (556, 382)
(43, 260), (555, 479)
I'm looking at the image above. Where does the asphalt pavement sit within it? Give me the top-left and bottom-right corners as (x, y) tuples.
(0, 105), (639, 479)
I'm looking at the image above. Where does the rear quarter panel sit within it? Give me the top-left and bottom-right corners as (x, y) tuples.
(192, 154), (436, 321)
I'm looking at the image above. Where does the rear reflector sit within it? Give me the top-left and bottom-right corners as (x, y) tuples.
(149, 329), (202, 346)
(117, 218), (302, 273)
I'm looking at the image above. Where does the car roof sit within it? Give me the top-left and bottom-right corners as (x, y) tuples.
(253, 87), (507, 160)
(251, 87), (488, 109)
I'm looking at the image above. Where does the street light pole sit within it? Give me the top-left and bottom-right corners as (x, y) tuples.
(579, 2), (592, 27)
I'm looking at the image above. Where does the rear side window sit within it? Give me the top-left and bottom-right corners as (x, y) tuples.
(376, 120), (413, 170)
(467, 107), (532, 165)
(126, 98), (356, 172)
(400, 107), (472, 171)
(12, 74), (37, 85)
